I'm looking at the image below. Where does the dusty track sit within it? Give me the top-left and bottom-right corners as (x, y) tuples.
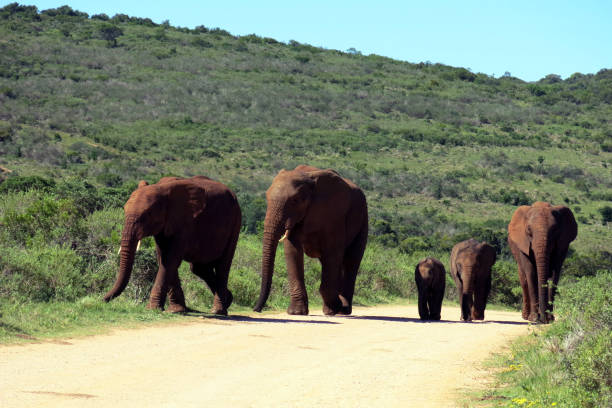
(0, 305), (529, 407)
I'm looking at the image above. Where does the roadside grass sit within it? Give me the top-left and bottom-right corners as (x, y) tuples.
(0, 297), (181, 344)
(469, 272), (612, 408)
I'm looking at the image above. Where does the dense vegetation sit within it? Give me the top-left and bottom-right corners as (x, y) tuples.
(481, 272), (611, 407)
(0, 3), (610, 344)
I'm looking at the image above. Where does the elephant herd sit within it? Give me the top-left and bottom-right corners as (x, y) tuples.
(104, 166), (577, 324)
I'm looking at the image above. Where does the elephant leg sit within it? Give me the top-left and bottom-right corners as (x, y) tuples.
(339, 225), (367, 315)
(472, 274), (490, 321)
(167, 270), (187, 313)
(512, 246), (538, 321)
(319, 254), (343, 316)
(191, 263), (229, 316)
(416, 280), (430, 320)
(338, 256), (361, 316)
(211, 243), (237, 315)
(212, 221), (240, 315)
(461, 293), (473, 322)
(453, 276), (465, 321)
(429, 286), (444, 321)
(148, 249), (182, 311)
(284, 236), (308, 315)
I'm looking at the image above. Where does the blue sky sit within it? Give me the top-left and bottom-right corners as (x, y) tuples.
(3, 1), (611, 82)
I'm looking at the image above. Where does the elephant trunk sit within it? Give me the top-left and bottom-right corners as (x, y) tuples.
(253, 203), (286, 312)
(103, 216), (140, 302)
(534, 240), (551, 322)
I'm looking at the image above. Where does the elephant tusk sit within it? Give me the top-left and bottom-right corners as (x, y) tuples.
(279, 230), (290, 242)
(117, 240), (142, 254)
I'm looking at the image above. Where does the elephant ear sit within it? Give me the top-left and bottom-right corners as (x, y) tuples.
(508, 205), (531, 255)
(305, 169), (351, 218)
(308, 169), (350, 198)
(164, 181), (207, 236)
(552, 205), (578, 249)
(478, 243), (497, 270)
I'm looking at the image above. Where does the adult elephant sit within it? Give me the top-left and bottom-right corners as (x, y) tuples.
(508, 202), (577, 323)
(253, 165), (368, 316)
(414, 257), (446, 321)
(103, 176), (241, 315)
(450, 239), (496, 321)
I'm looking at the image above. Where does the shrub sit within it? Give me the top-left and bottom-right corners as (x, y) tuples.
(0, 175), (55, 193)
(552, 272), (612, 406)
(0, 245), (85, 302)
(599, 205), (612, 224)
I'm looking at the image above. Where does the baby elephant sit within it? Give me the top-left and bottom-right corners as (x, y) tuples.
(450, 239), (497, 321)
(415, 257), (446, 320)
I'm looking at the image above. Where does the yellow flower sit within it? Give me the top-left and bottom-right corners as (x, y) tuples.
(551, 403), (557, 407)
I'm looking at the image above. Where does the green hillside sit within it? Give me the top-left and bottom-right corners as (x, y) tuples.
(0, 3), (611, 331)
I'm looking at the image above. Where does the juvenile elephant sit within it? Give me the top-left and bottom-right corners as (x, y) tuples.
(253, 165), (368, 316)
(508, 202), (577, 323)
(103, 176), (241, 315)
(450, 239), (496, 321)
(415, 257), (446, 320)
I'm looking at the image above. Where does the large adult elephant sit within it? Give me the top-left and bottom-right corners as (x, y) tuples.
(508, 202), (577, 323)
(103, 176), (241, 315)
(253, 165), (368, 316)
(415, 257), (446, 320)
(450, 239), (496, 321)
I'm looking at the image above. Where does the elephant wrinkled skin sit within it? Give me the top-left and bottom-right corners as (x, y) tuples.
(103, 176), (241, 315)
(450, 239), (496, 322)
(415, 257), (446, 320)
(253, 165), (368, 316)
(508, 202), (577, 323)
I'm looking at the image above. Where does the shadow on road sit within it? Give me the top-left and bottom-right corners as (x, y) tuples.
(183, 311), (339, 325)
(340, 315), (530, 325)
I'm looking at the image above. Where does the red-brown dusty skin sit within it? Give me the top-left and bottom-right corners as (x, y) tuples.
(0, 305), (530, 407)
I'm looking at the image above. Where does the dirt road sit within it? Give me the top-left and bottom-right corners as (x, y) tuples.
(0, 305), (530, 407)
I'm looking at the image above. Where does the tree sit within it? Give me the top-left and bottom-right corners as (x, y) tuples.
(99, 23), (123, 47)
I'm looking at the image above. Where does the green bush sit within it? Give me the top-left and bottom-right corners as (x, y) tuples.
(0, 175), (55, 193)
(0, 245), (85, 302)
(552, 272), (612, 406)
(492, 272), (612, 407)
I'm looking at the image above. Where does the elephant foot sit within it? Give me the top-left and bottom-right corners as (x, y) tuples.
(210, 305), (228, 316)
(430, 315), (441, 321)
(222, 290), (233, 310)
(210, 290), (232, 316)
(287, 301), (308, 315)
(527, 312), (539, 323)
(536, 313), (554, 324)
(167, 303), (187, 314)
(146, 301), (164, 311)
(322, 299), (342, 316)
(471, 311), (485, 321)
(337, 305), (352, 315)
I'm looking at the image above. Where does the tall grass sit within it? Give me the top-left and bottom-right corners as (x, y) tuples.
(478, 272), (612, 407)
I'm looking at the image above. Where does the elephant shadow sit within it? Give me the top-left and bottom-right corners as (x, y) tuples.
(341, 315), (457, 324)
(183, 310), (340, 325)
(341, 315), (529, 325)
